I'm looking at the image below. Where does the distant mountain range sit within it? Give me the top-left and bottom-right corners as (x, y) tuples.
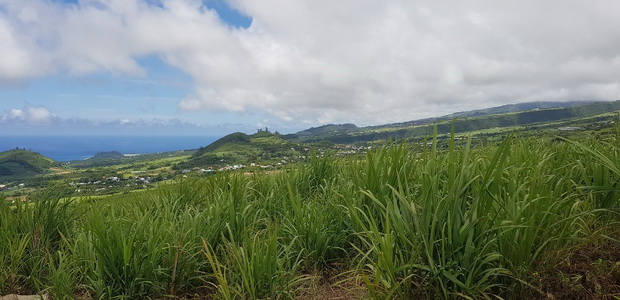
(441, 101), (596, 119)
(285, 100), (620, 143)
(288, 101), (596, 140)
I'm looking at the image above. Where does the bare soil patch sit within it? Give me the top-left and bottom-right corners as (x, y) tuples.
(523, 237), (620, 300)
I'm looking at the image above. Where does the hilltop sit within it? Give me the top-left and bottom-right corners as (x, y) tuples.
(178, 130), (306, 169)
(0, 149), (61, 176)
(89, 151), (125, 160)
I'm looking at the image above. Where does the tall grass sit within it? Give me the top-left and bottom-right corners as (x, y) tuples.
(1, 131), (619, 299)
(348, 137), (509, 298)
(0, 185), (76, 295)
(346, 132), (618, 299)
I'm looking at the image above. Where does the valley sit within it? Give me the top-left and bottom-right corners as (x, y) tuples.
(1, 100), (619, 198)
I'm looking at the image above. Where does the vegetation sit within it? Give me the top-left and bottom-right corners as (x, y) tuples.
(179, 130), (308, 169)
(89, 151), (125, 160)
(2, 101), (620, 298)
(286, 100), (620, 143)
(0, 149), (61, 176)
(66, 150), (195, 169)
(1, 124), (619, 299)
(286, 123), (358, 138)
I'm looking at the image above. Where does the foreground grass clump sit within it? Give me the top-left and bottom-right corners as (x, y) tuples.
(1, 132), (619, 299)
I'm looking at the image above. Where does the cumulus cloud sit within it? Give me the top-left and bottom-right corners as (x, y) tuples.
(0, 0), (619, 126)
(1, 106), (56, 124)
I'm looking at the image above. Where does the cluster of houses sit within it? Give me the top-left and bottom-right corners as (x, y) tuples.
(332, 144), (371, 155)
(181, 164), (247, 174)
(0, 183), (25, 191)
(70, 175), (159, 193)
(179, 161), (292, 175)
(558, 126), (582, 131)
(177, 144), (374, 176)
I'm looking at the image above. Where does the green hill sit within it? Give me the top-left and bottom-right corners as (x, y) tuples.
(90, 151), (125, 160)
(179, 131), (304, 169)
(193, 132), (252, 156)
(0, 149), (61, 176)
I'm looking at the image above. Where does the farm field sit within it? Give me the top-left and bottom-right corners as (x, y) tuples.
(1, 127), (619, 299)
(2, 1), (619, 298)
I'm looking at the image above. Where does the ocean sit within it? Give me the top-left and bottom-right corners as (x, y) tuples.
(0, 135), (220, 161)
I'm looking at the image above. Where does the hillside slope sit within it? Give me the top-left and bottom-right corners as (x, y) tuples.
(180, 131), (304, 168)
(0, 149), (60, 176)
(287, 100), (620, 143)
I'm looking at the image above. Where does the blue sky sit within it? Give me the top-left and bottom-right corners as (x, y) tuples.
(1, 0), (272, 136)
(1, 54), (272, 135)
(1, 0), (619, 136)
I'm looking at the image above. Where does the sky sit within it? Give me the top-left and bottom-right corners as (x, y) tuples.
(1, 0), (619, 136)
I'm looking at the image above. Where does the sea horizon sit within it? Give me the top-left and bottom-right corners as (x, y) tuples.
(0, 135), (220, 162)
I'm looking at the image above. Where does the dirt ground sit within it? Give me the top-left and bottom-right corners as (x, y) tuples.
(0, 295), (47, 300)
(523, 236), (620, 300)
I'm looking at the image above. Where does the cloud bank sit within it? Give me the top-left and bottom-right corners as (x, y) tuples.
(0, 106), (56, 124)
(0, 105), (214, 135)
(0, 0), (619, 126)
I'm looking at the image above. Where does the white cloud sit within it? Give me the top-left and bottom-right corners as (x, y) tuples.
(1, 106), (55, 124)
(26, 106), (54, 123)
(9, 109), (24, 119)
(0, 0), (619, 126)
(0, 105), (218, 135)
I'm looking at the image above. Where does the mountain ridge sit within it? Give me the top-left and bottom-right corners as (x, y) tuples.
(284, 100), (620, 143)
